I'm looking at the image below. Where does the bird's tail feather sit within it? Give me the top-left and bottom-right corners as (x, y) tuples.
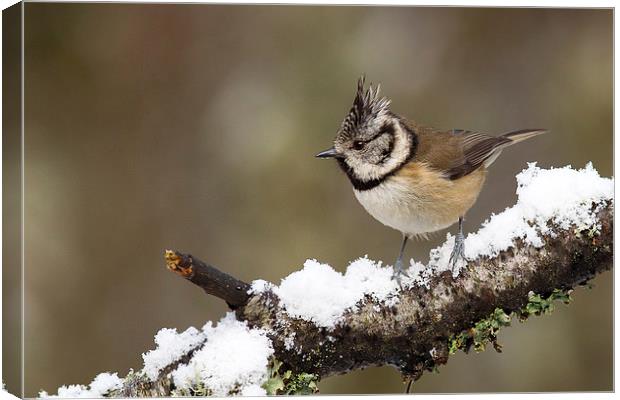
(502, 129), (548, 144)
(479, 128), (547, 169)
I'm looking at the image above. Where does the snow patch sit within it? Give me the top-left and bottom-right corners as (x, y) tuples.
(142, 326), (205, 381)
(240, 384), (268, 396)
(40, 373), (123, 398)
(249, 279), (273, 295)
(171, 312), (274, 396)
(271, 257), (403, 328)
(283, 332), (296, 350)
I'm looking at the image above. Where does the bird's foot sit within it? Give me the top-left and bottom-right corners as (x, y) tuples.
(448, 232), (466, 273)
(392, 258), (410, 287)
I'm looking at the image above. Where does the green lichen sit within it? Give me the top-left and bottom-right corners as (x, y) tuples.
(517, 289), (572, 321)
(448, 289), (573, 356)
(262, 359), (319, 395)
(283, 372), (319, 395)
(448, 308), (511, 355)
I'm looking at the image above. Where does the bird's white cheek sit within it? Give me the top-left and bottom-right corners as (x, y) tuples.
(347, 158), (394, 181)
(344, 121), (411, 182)
(346, 151), (407, 182)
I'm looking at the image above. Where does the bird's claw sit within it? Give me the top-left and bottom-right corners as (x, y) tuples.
(448, 232), (465, 273)
(392, 258), (410, 287)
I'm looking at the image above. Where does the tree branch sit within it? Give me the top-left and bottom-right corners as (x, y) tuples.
(239, 203), (612, 381)
(234, 203), (613, 381)
(105, 201), (611, 398)
(43, 163), (613, 397)
(164, 250), (251, 308)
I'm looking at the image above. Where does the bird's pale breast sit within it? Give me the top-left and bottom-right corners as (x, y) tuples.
(353, 162), (486, 237)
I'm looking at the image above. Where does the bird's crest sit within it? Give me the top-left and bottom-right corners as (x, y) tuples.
(340, 76), (391, 138)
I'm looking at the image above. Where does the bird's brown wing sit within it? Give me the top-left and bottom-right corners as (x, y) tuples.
(411, 122), (546, 180)
(413, 126), (510, 180)
(444, 130), (512, 180)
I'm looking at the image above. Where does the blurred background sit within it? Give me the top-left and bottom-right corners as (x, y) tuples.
(13, 4), (613, 396)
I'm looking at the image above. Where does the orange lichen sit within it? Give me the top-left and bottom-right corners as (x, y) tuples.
(165, 249), (193, 278)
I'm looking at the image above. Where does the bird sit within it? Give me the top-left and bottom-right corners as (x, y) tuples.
(316, 76), (547, 283)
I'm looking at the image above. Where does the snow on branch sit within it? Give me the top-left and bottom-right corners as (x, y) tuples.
(41, 163), (613, 397)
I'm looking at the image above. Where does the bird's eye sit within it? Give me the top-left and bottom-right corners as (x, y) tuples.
(352, 141), (365, 150)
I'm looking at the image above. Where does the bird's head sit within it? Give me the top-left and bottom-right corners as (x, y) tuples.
(316, 76), (417, 189)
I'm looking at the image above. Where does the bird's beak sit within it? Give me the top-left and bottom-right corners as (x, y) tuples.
(315, 147), (342, 159)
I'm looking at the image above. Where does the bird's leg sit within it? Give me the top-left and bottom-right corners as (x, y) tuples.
(392, 234), (410, 285)
(405, 379), (413, 394)
(449, 216), (466, 271)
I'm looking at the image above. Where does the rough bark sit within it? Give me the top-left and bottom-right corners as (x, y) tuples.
(112, 201), (612, 396)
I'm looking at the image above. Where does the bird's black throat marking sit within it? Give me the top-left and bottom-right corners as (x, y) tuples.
(337, 122), (418, 191)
